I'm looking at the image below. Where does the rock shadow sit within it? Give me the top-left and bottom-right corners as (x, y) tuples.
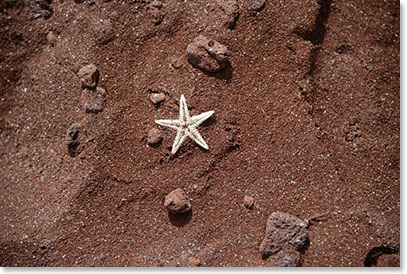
(168, 210), (192, 227)
(201, 61), (233, 83)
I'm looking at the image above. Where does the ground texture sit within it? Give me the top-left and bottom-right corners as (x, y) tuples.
(0, 0), (400, 267)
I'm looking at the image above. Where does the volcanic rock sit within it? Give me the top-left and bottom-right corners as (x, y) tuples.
(259, 212), (308, 257)
(186, 35), (228, 73)
(164, 188), (191, 214)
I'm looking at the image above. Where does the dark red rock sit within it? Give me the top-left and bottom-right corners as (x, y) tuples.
(259, 212), (308, 257)
(164, 188), (191, 214)
(186, 35), (229, 73)
(78, 64), (99, 89)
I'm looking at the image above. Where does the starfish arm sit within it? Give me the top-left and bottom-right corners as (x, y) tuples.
(172, 128), (188, 154)
(188, 126), (209, 150)
(179, 94), (190, 122)
(190, 110), (214, 127)
(155, 119), (181, 130)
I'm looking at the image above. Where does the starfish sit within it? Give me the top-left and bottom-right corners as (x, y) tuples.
(155, 94), (214, 154)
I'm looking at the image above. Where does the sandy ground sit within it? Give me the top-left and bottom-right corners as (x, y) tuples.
(0, 0), (399, 267)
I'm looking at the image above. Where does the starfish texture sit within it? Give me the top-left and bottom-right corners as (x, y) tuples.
(155, 94), (214, 154)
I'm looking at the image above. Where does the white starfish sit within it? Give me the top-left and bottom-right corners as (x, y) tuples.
(155, 94), (214, 154)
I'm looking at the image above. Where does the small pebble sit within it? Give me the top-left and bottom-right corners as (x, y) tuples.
(147, 128), (162, 145)
(188, 256), (201, 267)
(170, 57), (183, 69)
(78, 64), (99, 89)
(65, 123), (81, 146)
(82, 87), (106, 114)
(247, 0), (266, 12)
(164, 188), (191, 214)
(243, 195), (254, 209)
(46, 32), (57, 47)
(149, 92), (165, 105)
(149, 0), (165, 25)
(219, 0), (239, 29)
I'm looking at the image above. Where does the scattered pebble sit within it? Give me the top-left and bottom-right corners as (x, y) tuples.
(219, 0), (239, 29)
(274, 249), (302, 267)
(186, 35), (229, 73)
(243, 195), (254, 209)
(164, 188), (191, 214)
(149, 92), (165, 105)
(259, 212), (308, 257)
(149, 0), (165, 25)
(170, 57), (183, 69)
(247, 0), (266, 13)
(187, 256), (201, 267)
(78, 64), (99, 89)
(147, 128), (162, 145)
(82, 87), (106, 114)
(96, 18), (114, 45)
(46, 32), (57, 47)
(65, 123), (81, 147)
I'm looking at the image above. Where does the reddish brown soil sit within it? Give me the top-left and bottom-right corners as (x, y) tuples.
(0, 0), (399, 267)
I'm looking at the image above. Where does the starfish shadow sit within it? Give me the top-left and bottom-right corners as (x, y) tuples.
(201, 115), (216, 127)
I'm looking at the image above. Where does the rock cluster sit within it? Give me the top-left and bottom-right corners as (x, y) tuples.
(77, 64), (106, 114)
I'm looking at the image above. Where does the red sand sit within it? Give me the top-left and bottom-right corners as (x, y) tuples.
(0, 0), (399, 266)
